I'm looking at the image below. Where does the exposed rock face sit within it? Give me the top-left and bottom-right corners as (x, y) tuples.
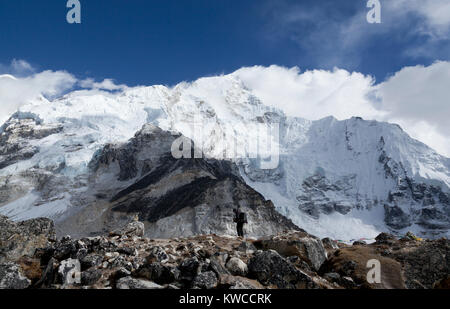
(0, 262), (31, 289)
(253, 231), (327, 271)
(57, 124), (300, 238)
(0, 215), (56, 263)
(0, 113), (63, 170)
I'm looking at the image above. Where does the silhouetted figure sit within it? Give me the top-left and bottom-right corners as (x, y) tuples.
(233, 206), (247, 237)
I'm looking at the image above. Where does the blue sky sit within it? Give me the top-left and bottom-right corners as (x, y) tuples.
(1, 0), (449, 85)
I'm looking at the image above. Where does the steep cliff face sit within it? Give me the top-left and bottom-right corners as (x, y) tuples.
(245, 115), (450, 239)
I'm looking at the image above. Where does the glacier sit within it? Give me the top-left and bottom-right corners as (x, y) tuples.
(0, 73), (449, 240)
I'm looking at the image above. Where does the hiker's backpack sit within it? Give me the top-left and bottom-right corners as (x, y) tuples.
(239, 212), (248, 224)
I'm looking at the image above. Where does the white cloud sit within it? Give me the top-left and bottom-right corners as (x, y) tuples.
(375, 61), (450, 156)
(233, 64), (450, 157)
(233, 65), (382, 120)
(0, 61), (77, 124)
(79, 78), (127, 91)
(0, 60), (128, 124)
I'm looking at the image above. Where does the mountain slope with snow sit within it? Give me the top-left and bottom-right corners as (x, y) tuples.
(0, 73), (448, 240)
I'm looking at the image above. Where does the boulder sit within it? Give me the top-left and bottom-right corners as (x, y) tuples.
(254, 231), (327, 271)
(146, 246), (169, 263)
(192, 271), (218, 289)
(375, 233), (397, 244)
(209, 254), (230, 276)
(116, 276), (163, 289)
(80, 254), (104, 270)
(110, 221), (144, 238)
(225, 257), (248, 277)
(57, 258), (81, 285)
(322, 238), (339, 250)
(319, 246), (405, 289)
(0, 216), (56, 263)
(179, 257), (201, 281)
(247, 250), (319, 289)
(0, 262), (31, 289)
(81, 268), (102, 286)
(134, 262), (179, 285)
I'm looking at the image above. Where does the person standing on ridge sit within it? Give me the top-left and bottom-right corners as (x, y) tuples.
(233, 205), (247, 237)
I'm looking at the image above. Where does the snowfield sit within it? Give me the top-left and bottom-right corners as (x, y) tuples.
(0, 73), (449, 240)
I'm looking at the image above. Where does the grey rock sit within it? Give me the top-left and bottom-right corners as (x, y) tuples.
(112, 267), (131, 280)
(254, 232), (327, 271)
(209, 255), (230, 276)
(341, 260), (357, 276)
(80, 254), (104, 270)
(53, 242), (77, 261)
(322, 237), (339, 250)
(147, 246), (169, 263)
(0, 262), (31, 289)
(116, 276), (164, 289)
(179, 257), (200, 281)
(0, 216), (56, 263)
(110, 221), (145, 238)
(375, 232), (397, 244)
(323, 272), (341, 283)
(248, 250), (318, 289)
(81, 268), (102, 286)
(135, 262), (179, 285)
(192, 271), (218, 289)
(225, 257), (248, 277)
(57, 258), (80, 285)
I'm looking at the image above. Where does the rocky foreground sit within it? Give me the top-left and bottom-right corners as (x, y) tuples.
(0, 215), (449, 289)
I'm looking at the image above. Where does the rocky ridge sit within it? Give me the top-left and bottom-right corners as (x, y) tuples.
(0, 216), (448, 289)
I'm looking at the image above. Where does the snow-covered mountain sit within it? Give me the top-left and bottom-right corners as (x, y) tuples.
(0, 73), (449, 240)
